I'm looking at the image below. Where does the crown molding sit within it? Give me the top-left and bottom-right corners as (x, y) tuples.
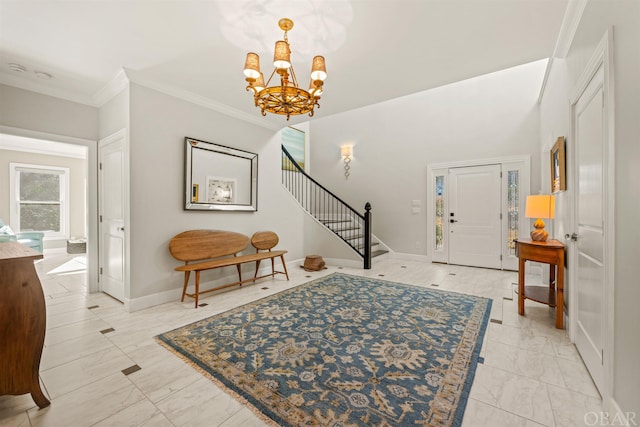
(538, 0), (588, 103)
(122, 68), (281, 131)
(553, 0), (588, 58)
(92, 69), (130, 107)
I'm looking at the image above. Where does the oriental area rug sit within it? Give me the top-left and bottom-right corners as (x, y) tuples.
(155, 273), (491, 427)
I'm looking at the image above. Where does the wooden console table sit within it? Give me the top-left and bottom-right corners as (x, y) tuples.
(0, 242), (50, 408)
(517, 238), (565, 329)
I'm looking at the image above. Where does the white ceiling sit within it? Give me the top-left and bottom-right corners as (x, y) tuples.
(0, 0), (569, 128)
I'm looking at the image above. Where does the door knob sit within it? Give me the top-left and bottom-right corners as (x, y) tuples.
(118, 226), (125, 232)
(449, 219), (458, 223)
(565, 233), (577, 241)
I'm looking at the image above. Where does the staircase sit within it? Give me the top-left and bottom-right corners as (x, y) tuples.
(317, 216), (388, 259)
(282, 145), (388, 269)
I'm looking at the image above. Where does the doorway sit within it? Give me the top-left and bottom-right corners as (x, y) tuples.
(428, 156), (530, 270)
(0, 128), (98, 292)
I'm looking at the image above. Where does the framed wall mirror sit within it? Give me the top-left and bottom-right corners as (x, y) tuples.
(184, 137), (258, 211)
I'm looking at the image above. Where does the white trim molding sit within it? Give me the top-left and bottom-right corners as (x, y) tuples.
(538, 0), (588, 103)
(93, 69), (129, 107)
(0, 133), (86, 158)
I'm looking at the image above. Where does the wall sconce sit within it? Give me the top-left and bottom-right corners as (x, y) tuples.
(525, 194), (555, 242)
(341, 146), (353, 179)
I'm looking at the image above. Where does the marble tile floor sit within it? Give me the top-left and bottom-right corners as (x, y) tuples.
(0, 250), (603, 427)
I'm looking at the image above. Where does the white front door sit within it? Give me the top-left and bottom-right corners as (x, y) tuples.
(572, 64), (607, 394)
(98, 130), (127, 302)
(449, 164), (502, 269)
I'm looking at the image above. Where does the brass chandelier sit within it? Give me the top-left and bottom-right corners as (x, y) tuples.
(243, 18), (327, 120)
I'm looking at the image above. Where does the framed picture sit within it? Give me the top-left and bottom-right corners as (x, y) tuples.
(550, 136), (566, 193)
(282, 126), (305, 171)
(206, 176), (236, 204)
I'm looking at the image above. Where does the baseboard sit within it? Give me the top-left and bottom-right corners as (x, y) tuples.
(124, 287), (182, 312)
(323, 258), (363, 269)
(388, 252), (430, 263)
(124, 259), (292, 312)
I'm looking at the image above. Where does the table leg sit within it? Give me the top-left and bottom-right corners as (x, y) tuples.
(556, 260), (565, 329)
(518, 258), (525, 315)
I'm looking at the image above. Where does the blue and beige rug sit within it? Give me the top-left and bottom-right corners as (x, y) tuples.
(156, 273), (491, 426)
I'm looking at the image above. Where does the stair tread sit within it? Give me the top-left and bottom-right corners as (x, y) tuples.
(372, 250), (389, 257)
(330, 227), (360, 232)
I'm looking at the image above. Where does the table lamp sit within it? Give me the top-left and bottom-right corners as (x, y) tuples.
(525, 195), (555, 242)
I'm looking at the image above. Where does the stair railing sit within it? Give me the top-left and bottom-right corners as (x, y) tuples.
(282, 145), (372, 269)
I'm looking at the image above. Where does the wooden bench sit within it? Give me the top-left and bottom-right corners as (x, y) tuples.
(169, 230), (289, 307)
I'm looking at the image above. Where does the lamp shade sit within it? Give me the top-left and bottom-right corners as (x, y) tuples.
(310, 56), (327, 81)
(525, 195), (555, 219)
(243, 53), (261, 79)
(273, 41), (291, 69)
(341, 146), (353, 157)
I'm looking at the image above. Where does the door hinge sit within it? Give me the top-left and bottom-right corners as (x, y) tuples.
(99, 162), (102, 170)
(602, 349), (604, 364)
(500, 213), (503, 219)
(100, 267), (103, 275)
(500, 254), (503, 261)
(500, 171), (503, 178)
(100, 215), (102, 223)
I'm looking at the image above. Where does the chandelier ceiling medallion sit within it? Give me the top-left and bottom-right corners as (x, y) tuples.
(243, 18), (327, 120)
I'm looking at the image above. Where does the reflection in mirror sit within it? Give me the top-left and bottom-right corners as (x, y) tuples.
(184, 137), (258, 211)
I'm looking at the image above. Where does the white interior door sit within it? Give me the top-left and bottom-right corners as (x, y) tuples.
(98, 131), (126, 302)
(449, 164), (501, 269)
(572, 64), (606, 394)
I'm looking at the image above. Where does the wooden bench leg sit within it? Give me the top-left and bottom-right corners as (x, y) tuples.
(280, 255), (289, 280)
(271, 257), (275, 277)
(194, 271), (200, 308)
(254, 260), (261, 280)
(236, 264), (242, 285)
(181, 271), (191, 302)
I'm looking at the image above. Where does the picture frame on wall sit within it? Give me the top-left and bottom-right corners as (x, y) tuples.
(550, 136), (566, 193)
(282, 126), (305, 171)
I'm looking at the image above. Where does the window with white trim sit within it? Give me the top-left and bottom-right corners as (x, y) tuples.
(10, 163), (69, 239)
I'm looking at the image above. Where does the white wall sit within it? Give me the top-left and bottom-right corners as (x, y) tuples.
(539, 0), (639, 416)
(307, 60), (546, 256)
(99, 88), (129, 139)
(0, 84), (98, 141)
(127, 84), (305, 301)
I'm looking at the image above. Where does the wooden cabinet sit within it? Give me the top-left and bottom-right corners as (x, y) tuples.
(516, 238), (565, 329)
(0, 242), (50, 408)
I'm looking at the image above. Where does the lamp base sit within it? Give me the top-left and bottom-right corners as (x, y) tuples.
(530, 218), (549, 242)
(530, 228), (549, 242)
